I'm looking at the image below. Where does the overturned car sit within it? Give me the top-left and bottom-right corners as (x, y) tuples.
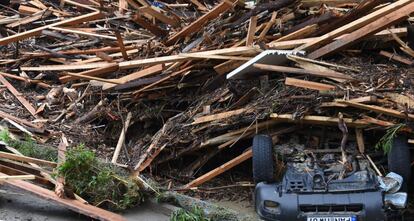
(253, 133), (410, 221)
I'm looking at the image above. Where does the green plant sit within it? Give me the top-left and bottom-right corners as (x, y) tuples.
(170, 206), (210, 221)
(375, 124), (405, 154)
(57, 145), (143, 210)
(0, 129), (57, 162)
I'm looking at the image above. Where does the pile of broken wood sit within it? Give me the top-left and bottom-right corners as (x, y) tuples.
(0, 0), (414, 218)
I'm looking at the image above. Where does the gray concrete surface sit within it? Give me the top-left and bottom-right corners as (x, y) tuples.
(0, 185), (171, 221)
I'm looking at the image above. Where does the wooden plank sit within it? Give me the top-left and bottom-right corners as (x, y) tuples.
(7, 9), (52, 28)
(115, 32), (128, 60)
(179, 54), (252, 61)
(191, 108), (247, 125)
(49, 26), (117, 40)
(0, 110), (43, 131)
(133, 65), (194, 96)
(338, 100), (414, 120)
(284, 77), (335, 91)
(19, 5), (41, 15)
(102, 64), (164, 90)
(119, 0), (128, 12)
(59, 63), (119, 83)
(258, 11), (278, 40)
(139, 6), (179, 27)
(379, 50), (413, 65)
(0, 151), (57, 167)
(184, 148), (252, 188)
(308, 2), (414, 59)
(132, 14), (168, 37)
(111, 112), (132, 164)
(273, 24), (318, 43)
(0, 75), (37, 117)
(246, 16), (257, 46)
(21, 62), (111, 71)
(296, 0), (413, 52)
(134, 144), (166, 173)
(119, 46), (259, 69)
(59, 72), (122, 84)
(0, 175), (35, 181)
(355, 128), (365, 153)
(214, 60), (246, 75)
(253, 63), (353, 80)
(269, 28), (407, 49)
(270, 114), (369, 127)
(2, 173), (126, 221)
(0, 11), (102, 46)
(165, 0), (236, 45)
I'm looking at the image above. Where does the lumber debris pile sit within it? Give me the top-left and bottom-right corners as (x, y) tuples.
(0, 0), (414, 217)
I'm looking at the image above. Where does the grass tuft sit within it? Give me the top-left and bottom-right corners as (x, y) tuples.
(170, 206), (210, 221)
(0, 129), (57, 162)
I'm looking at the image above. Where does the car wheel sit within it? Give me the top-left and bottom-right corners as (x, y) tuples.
(388, 135), (411, 191)
(253, 134), (274, 183)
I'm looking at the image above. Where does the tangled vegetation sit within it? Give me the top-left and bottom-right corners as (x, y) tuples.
(0, 129), (57, 162)
(170, 206), (210, 221)
(375, 124), (405, 154)
(57, 145), (143, 210)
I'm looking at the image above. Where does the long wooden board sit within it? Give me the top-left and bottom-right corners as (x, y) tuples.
(0, 151), (57, 167)
(270, 114), (370, 127)
(119, 46), (259, 69)
(1, 172), (125, 221)
(285, 77), (335, 91)
(253, 63), (353, 80)
(184, 148), (252, 188)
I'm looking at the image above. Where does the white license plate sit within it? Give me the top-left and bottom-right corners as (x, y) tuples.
(307, 216), (356, 221)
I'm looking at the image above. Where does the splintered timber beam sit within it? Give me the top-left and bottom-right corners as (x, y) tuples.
(184, 148), (252, 189)
(0, 11), (102, 46)
(165, 0), (236, 45)
(1, 172), (126, 221)
(308, 2), (414, 59)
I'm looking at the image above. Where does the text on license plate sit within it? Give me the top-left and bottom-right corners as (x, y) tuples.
(307, 216), (356, 221)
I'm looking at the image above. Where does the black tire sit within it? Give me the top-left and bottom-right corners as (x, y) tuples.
(388, 135), (411, 191)
(253, 134), (274, 183)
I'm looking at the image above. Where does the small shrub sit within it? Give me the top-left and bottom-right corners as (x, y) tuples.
(57, 145), (143, 210)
